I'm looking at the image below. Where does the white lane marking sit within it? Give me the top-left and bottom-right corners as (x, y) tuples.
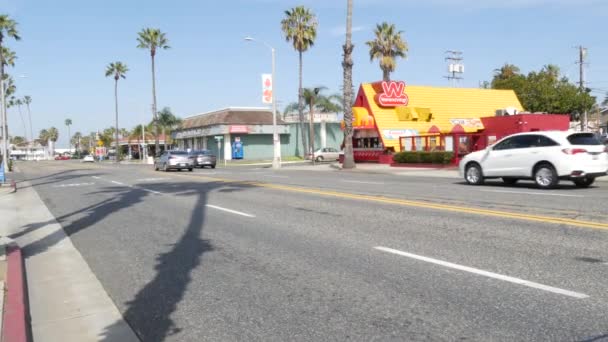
(111, 180), (126, 186)
(92, 176), (101, 179)
(141, 188), (162, 195)
(341, 180), (384, 185)
(52, 182), (95, 188)
(374, 246), (589, 299)
(263, 175), (289, 179)
(206, 204), (255, 218)
(478, 189), (583, 198)
(139, 178), (165, 182)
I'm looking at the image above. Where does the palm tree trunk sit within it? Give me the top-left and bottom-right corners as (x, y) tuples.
(0, 41), (8, 170)
(115, 78), (120, 163)
(162, 126), (166, 150)
(151, 53), (160, 156)
(67, 125), (71, 153)
(26, 103), (33, 146)
(298, 51), (307, 156)
(383, 68), (390, 82)
(17, 105), (27, 141)
(342, 0), (356, 169)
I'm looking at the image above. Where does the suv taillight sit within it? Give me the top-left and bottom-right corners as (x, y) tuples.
(562, 148), (587, 155)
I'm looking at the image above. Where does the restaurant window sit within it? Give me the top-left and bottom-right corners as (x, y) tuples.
(444, 136), (454, 152)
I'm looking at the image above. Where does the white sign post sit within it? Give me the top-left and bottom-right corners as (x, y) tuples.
(215, 136), (224, 168)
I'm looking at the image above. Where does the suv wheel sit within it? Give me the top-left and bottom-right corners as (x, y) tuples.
(534, 164), (558, 189)
(573, 177), (595, 188)
(465, 163), (484, 185)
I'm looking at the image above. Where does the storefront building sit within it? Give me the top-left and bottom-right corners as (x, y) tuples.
(344, 81), (524, 161)
(172, 107), (291, 160)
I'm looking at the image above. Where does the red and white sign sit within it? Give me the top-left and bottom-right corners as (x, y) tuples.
(262, 74), (273, 104)
(376, 81), (409, 107)
(229, 125), (249, 134)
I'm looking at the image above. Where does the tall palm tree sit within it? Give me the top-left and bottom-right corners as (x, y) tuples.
(72, 131), (82, 156)
(64, 118), (72, 153)
(0, 15), (19, 168)
(38, 129), (49, 157)
(157, 107), (181, 151)
(137, 28), (170, 157)
(1, 46), (16, 68)
(24, 95), (32, 143)
(365, 22), (408, 82)
(48, 126), (59, 157)
(13, 98), (27, 140)
(342, 0), (355, 169)
(105, 61), (128, 163)
(281, 6), (317, 155)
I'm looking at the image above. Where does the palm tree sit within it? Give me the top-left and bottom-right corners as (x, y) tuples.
(72, 132), (82, 157)
(0, 15), (19, 168)
(1, 46), (16, 68)
(281, 6), (318, 155)
(105, 61), (128, 162)
(366, 22), (408, 82)
(24, 95), (32, 143)
(342, 0), (355, 168)
(157, 107), (181, 151)
(13, 98), (27, 140)
(10, 135), (25, 146)
(64, 118), (72, 153)
(47, 126), (59, 157)
(137, 28), (170, 157)
(38, 129), (49, 157)
(493, 64), (521, 80)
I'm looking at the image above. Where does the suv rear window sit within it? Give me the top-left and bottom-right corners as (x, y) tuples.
(567, 133), (602, 146)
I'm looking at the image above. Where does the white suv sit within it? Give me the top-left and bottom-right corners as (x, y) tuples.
(459, 131), (608, 189)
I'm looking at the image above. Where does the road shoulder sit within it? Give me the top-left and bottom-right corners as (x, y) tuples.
(5, 174), (139, 342)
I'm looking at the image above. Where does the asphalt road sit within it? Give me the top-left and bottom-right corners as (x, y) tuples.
(15, 161), (608, 341)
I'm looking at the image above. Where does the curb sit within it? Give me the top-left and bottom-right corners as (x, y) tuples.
(2, 240), (28, 342)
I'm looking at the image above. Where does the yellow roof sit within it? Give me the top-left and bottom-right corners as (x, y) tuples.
(359, 83), (523, 150)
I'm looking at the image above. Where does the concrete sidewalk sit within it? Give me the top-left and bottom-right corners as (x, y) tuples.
(1, 172), (139, 341)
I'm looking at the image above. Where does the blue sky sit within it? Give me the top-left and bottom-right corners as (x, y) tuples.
(2, 0), (608, 147)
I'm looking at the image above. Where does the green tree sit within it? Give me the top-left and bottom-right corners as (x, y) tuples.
(64, 118), (72, 152)
(48, 126), (59, 156)
(1, 46), (15, 67)
(71, 132), (82, 156)
(24, 95), (32, 143)
(0, 15), (19, 168)
(137, 28), (170, 157)
(105, 61), (128, 162)
(602, 92), (608, 107)
(366, 22), (408, 82)
(10, 135), (25, 146)
(491, 64), (595, 118)
(281, 6), (318, 155)
(157, 107), (182, 150)
(342, 0), (355, 169)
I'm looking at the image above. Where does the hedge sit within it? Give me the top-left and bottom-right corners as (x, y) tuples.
(393, 151), (454, 165)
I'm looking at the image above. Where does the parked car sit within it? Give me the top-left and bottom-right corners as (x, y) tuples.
(189, 150), (217, 168)
(82, 155), (95, 163)
(154, 150), (193, 172)
(307, 147), (340, 162)
(459, 131), (608, 189)
(54, 155), (70, 160)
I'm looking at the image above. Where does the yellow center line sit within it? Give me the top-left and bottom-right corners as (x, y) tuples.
(165, 172), (608, 231)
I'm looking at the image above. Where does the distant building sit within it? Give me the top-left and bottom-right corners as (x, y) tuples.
(172, 107), (342, 160)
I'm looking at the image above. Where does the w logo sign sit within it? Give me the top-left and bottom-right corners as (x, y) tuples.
(377, 81), (409, 107)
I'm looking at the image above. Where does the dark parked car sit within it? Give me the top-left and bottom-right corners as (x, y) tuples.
(189, 150), (217, 168)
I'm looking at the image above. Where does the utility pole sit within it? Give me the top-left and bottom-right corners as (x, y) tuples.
(577, 46), (588, 131)
(444, 50), (464, 87)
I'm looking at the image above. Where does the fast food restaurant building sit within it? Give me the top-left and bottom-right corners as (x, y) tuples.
(344, 81), (530, 162)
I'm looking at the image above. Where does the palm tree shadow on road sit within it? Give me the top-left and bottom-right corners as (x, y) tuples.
(15, 166), (252, 342)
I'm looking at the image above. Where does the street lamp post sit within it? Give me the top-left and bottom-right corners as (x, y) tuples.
(245, 36), (281, 169)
